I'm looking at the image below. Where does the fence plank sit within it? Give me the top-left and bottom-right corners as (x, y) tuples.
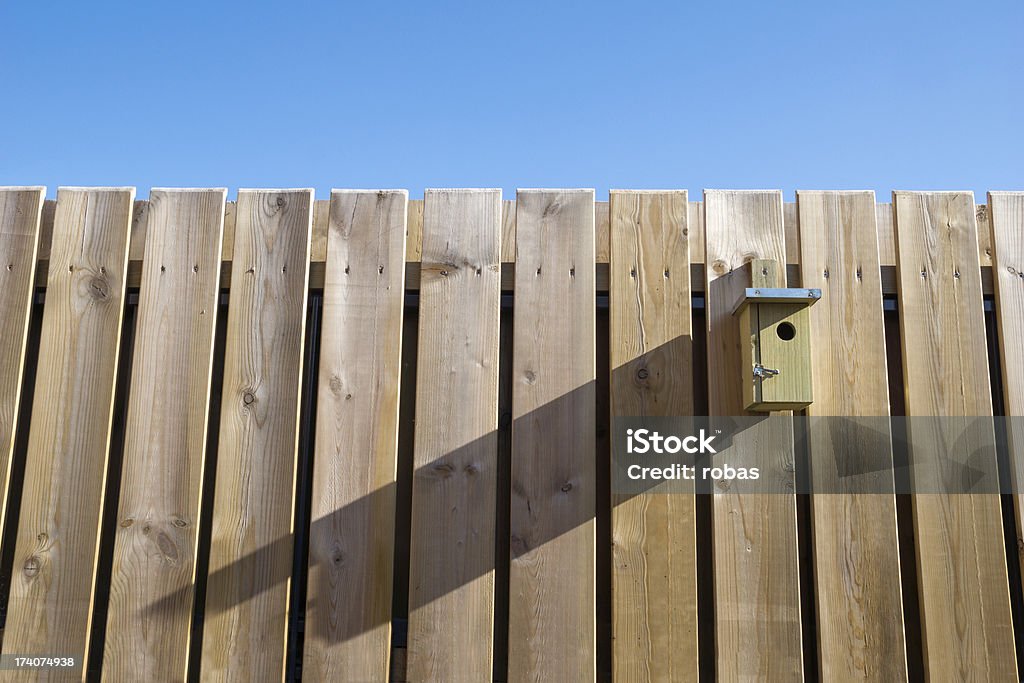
(3, 187), (133, 673)
(893, 190), (1016, 679)
(509, 189), (596, 681)
(703, 190), (803, 680)
(797, 190), (908, 680)
(102, 189), (225, 680)
(303, 190), (407, 680)
(990, 191), (1024, 585)
(200, 189), (312, 680)
(406, 189), (501, 682)
(609, 190), (697, 680)
(0, 188), (44, 549)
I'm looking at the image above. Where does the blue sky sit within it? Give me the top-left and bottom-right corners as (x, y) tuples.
(2, 0), (1021, 200)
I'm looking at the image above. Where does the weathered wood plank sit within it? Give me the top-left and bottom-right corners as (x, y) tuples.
(703, 189), (803, 680)
(797, 190), (907, 680)
(609, 190), (697, 681)
(200, 189), (313, 680)
(893, 190), (1016, 679)
(406, 189), (501, 682)
(102, 189), (226, 681)
(4, 187), (134, 675)
(509, 189), (596, 681)
(303, 190), (407, 680)
(987, 191), (1024, 608)
(0, 188), (44, 550)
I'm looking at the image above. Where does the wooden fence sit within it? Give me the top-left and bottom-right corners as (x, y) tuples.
(0, 186), (1022, 681)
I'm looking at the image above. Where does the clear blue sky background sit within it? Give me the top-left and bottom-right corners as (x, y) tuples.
(2, 0), (1021, 200)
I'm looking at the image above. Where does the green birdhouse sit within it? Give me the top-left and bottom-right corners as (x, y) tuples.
(729, 261), (820, 412)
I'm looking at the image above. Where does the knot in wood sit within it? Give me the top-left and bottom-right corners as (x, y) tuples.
(243, 391), (256, 406)
(23, 555), (41, 577)
(561, 482), (573, 493)
(88, 276), (110, 301)
(636, 367), (649, 381)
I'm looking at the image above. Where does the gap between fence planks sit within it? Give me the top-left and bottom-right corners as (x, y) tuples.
(200, 189), (313, 681)
(704, 190), (803, 680)
(405, 189), (502, 682)
(0, 188), (44, 553)
(989, 192), (1024, 587)
(508, 189), (596, 681)
(32, 197), (997, 296)
(303, 190), (407, 681)
(102, 189), (226, 681)
(609, 190), (698, 681)
(797, 190), (908, 680)
(3, 188), (134, 679)
(893, 191), (1017, 679)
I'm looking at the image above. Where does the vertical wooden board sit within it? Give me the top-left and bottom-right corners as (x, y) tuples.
(501, 199), (516, 263)
(595, 200), (610, 264)
(310, 198), (331, 263)
(989, 192), (1024, 581)
(609, 190), (697, 681)
(688, 200), (704, 264)
(0, 188), (44, 545)
(406, 189), (501, 682)
(875, 203), (896, 267)
(302, 190), (407, 681)
(509, 189), (596, 681)
(4, 187), (134, 673)
(976, 202), (994, 268)
(797, 191), (908, 680)
(406, 198), (423, 262)
(200, 189), (312, 681)
(893, 190), (1016, 679)
(703, 190), (802, 681)
(784, 201), (800, 266)
(102, 189), (226, 681)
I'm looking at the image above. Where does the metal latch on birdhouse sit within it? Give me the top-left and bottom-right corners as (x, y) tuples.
(727, 260), (821, 412)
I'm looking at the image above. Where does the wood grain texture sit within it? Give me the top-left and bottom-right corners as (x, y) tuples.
(989, 192), (1024, 584)
(509, 189), (596, 682)
(0, 188), (44, 549)
(797, 190), (907, 680)
(303, 190), (407, 681)
(33, 197), (997, 298)
(893, 190), (1016, 680)
(102, 189), (226, 681)
(4, 187), (134, 677)
(703, 190), (802, 681)
(406, 189), (501, 682)
(200, 189), (312, 681)
(609, 190), (697, 681)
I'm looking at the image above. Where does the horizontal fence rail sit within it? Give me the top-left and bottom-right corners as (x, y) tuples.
(0, 186), (1021, 682)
